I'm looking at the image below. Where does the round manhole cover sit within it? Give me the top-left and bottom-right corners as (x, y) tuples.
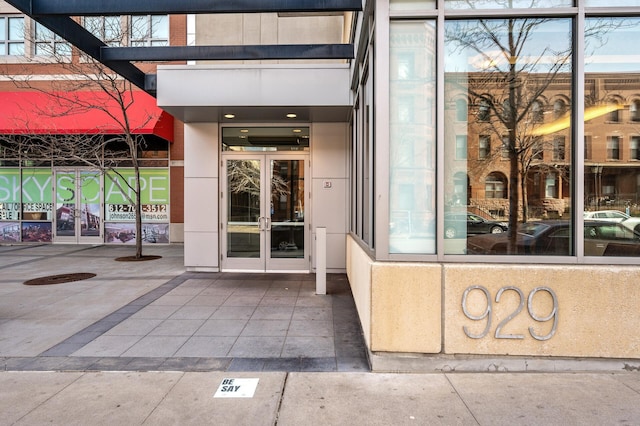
(23, 273), (96, 286)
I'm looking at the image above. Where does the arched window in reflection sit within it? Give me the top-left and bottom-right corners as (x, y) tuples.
(485, 172), (507, 199)
(553, 99), (567, 119)
(477, 98), (490, 122)
(532, 100), (544, 123)
(456, 98), (468, 121)
(502, 99), (512, 121)
(608, 100), (621, 122)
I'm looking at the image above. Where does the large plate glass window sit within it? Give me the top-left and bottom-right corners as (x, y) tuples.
(583, 17), (640, 257)
(389, 20), (437, 254)
(444, 18), (573, 255)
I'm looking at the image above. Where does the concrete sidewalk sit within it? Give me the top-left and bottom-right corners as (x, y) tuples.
(2, 370), (640, 425)
(0, 244), (368, 372)
(2, 244), (640, 425)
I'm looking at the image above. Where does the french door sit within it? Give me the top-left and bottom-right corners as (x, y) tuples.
(53, 170), (103, 244)
(221, 154), (309, 272)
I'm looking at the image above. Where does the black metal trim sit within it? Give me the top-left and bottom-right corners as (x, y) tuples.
(31, 0), (363, 16)
(3, 0), (360, 96)
(101, 44), (354, 62)
(5, 0), (148, 92)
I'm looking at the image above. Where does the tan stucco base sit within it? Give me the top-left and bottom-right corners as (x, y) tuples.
(347, 235), (640, 362)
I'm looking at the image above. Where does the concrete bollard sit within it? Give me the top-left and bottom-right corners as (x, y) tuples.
(316, 227), (326, 295)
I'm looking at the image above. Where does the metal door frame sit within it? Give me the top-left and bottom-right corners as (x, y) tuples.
(53, 168), (103, 244)
(220, 152), (310, 272)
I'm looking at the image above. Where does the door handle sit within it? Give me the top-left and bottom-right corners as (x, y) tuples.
(265, 217), (271, 231)
(258, 217), (265, 231)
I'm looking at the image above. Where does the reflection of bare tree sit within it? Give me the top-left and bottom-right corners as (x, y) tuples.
(227, 160), (290, 199)
(446, 17), (571, 252)
(447, 0), (564, 8)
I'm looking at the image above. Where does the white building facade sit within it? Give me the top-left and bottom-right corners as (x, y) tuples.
(6, 0), (640, 369)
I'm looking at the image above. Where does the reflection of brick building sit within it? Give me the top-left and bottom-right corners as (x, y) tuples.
(584, 73), (640, 214)
(444, 72), (640, 220)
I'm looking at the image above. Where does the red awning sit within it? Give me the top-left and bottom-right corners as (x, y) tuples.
(0, 90), (174, 142)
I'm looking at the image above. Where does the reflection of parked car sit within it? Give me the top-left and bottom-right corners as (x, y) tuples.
(467, 220), (640, 256)
(444, 213), (508, 239)
(583, 210), (640, 233)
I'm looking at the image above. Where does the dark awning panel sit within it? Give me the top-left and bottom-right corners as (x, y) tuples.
(29, 0), (363, 15)
(0, 91), (174, 142)
(4, 0), (362, 96)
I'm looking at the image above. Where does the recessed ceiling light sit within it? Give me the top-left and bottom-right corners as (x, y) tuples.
(292, 129), (302, 133)
(240, 129), (249, 133)
(286, 113), (297, 118)
(224, 114), (235, 119)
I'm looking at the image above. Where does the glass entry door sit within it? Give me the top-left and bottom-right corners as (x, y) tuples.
(54, 170), (103, 244)
(221, 154), (309, 272)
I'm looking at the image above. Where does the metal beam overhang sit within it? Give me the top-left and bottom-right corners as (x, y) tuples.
(30, 0), (363, 16)
(101, 44), (355, 62)
(5, 0), (149, 93)
(3, 0), (359, 97)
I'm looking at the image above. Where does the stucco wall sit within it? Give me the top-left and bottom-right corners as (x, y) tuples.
(347, 238), (640, 360)
(183, 122), (219, 271)
(371, 263), (442, 353)
(444, 264), (640, 358)
(311, 123), (349, 272)
(346, 235), (373, 348)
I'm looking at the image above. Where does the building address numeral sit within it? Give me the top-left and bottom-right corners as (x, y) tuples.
(462, 285), (558, 341)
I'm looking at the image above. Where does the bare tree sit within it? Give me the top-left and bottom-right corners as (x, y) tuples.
(227, 159), (292, 204)
(2, 16), (164, 258)
(446, 17), (572, 252)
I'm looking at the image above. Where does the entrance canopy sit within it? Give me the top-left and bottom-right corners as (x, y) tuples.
(0, 90), (174, 142)
(157, 65), (352, 123)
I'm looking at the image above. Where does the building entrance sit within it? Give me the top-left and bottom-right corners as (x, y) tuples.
(53, 170), (103, 244)
(220, 153), (309, 272)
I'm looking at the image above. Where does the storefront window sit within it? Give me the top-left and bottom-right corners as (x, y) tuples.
(584, 18), (640, 257)
(104, 168), (170, 244)
(0, 168), (21, 222)
(444, 18), (573, 255)
(21, 168), (52, 221)
(390, 21), (436, 254)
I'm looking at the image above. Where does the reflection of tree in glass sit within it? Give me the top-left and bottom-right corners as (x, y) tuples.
(446, 17), (572, 253)
(227, 160), (290, 198)
(446, 0), (571, 9)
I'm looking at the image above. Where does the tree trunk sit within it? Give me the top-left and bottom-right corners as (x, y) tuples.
(132, 136), (143, 259)
(508, 149), (519, 254)
(520, 171), (528, 223)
